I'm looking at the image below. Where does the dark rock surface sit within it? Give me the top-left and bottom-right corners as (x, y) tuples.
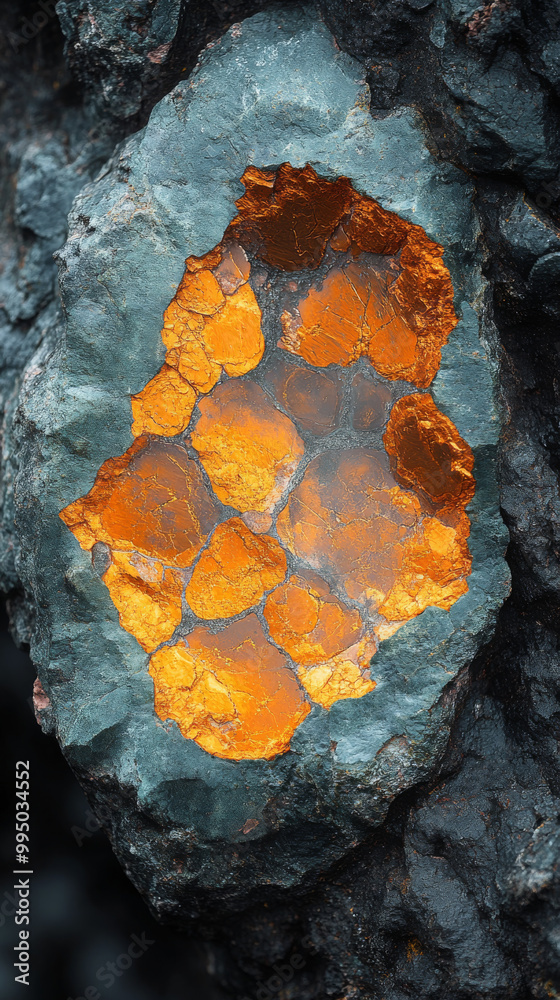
(56, 0), (295, 126)
(1, 1), (560, 998)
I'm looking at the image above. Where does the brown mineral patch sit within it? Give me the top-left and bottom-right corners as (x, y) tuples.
(185, 247), (223, 272)
(329, 223), (351, 252)
(276, 448), (421, 611)
(350, 199), (457, 379)
(213, 243), (251, 295)
(228, 163), (355, 271)
(162, 299), (221, 394)
(149, 615), (310, 759)
(351, 373), (392, 431)
(60, 437), (221, 568)
(201, 282), (264, 377)
(383, 394), (475, 512)
(347, 197), (409, 256)
(279, 263), (366, 367)
(392, 230), (457, 357)
(264, 570), (363, 666)
(103, 550), (184, 652)
(240, 818), (260, 834)
(263, 357), (341, 436)
(185, 518), (287, 619)
(241, 512), (273, 534)
(297, 636), (377, 710)
(191, 379), (305, 513)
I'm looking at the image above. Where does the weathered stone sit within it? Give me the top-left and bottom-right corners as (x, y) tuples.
(499, 193), (560, 269)
(320, 0), (560, 208)
(4, 1), (560, 996)
(8, 8), (508, 916)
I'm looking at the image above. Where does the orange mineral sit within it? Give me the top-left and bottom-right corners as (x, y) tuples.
(60, 162), (474, 762)
(149, 616), (310, 760)
(191, 379), (305, 513)
(185, 518), (287, 619)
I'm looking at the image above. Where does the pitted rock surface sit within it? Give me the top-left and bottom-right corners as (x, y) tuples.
(9, 8), (508, 911)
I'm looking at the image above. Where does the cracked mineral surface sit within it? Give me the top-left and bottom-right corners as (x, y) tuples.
(60, 164), (479, 760)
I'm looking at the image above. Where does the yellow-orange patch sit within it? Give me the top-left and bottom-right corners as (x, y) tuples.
(61, 163), (472, 762)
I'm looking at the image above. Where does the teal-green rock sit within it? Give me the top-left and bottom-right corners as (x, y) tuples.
(12, 7), (509, 913)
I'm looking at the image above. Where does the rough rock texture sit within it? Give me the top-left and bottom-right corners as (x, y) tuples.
(7, 7), (509, 914)
(56, 0), (308, 127)
(319, 0), (560, 205)
(1, 1), (560, 998)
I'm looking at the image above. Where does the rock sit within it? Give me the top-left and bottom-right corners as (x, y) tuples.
(56, 0), (285, 125)
(0, 25), (114, 597)
(499, 193), (560, 270)
(8, 8), (508, 915)
(501, 436), (560, 594)
(529, 253), (560, 317)
(56, 0), (183, 121)
(2, 1), (560, 997)
(320, 0), (560, 201)
(440, 47), (553, 183)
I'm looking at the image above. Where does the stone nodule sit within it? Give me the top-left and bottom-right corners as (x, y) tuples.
(60, 164), (475, 761)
